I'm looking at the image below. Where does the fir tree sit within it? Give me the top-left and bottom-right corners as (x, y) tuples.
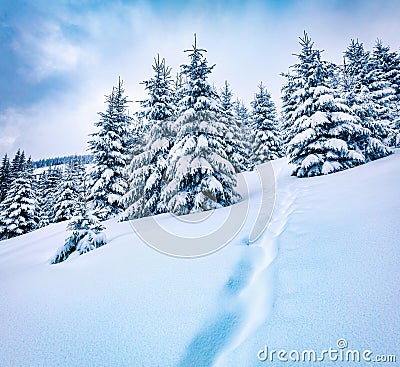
(343, 39), (370, 93)
(365, 40), (398, 134)
(173, 72), (185, 108)
(233, 99), (249, 127)
(280, 71), (302, 148)
(10, 149), (25, 180)
(0, 157), (37, 240)
(53, 158), (86, 223)
(342, 40), (392, 160)
(391, 50), (400, 145)
(220, 80), (234, 112)
(287, 32), (366, 177)
(35, 166), (63, 224)
(121, 55), (175, 219)
(251, 82), (282, 164)
(139, 55), (176, 122)
(161, 35), (240, 214)
(220, 81), (251, 172)
(51, 196), (106, 264)
(89, 78), (132, 220)
(394, 118), (400, 147)
(36, 171), (50, 228)
(350, 85), (392, 160)
(0, 154), (11, 202)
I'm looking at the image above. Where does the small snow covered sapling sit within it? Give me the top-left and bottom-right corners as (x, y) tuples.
(51, 211), (106, 264)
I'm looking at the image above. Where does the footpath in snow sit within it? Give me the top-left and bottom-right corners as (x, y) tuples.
(0, 156), (277, 367)
(0, 152), (399, 366)
(218, 151), (400, 366)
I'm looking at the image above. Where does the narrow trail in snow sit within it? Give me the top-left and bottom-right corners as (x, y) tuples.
(176, 163), (299, 367)
(213, 164), (298, 366)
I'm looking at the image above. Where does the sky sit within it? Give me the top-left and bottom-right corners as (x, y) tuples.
(0, 0), (399, 160)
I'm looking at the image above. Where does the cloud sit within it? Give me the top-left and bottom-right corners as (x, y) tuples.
(12, 21), (82, 82)
(0, 88), (102, 160)
(1, 0), (400, 159)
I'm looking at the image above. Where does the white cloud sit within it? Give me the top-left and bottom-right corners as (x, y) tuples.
(0, 89), (101, 159)
(12, 21), (82, 81)
(3, 0), (400, 159)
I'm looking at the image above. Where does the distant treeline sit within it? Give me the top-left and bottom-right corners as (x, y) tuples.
(32, 155), (93, 169)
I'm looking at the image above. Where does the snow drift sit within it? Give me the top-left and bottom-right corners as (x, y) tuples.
(0, 151), (399, 366)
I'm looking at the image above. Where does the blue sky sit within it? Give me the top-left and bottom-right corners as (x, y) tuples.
(0, 0), (399, 159)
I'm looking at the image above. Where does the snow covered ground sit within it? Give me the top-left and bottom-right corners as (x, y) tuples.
(1, 152), (399, 366)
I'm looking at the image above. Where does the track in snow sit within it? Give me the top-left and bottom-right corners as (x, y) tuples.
(177, 161), (298, 366)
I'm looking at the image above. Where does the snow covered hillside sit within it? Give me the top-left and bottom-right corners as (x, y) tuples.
(0, 151), (399, 366)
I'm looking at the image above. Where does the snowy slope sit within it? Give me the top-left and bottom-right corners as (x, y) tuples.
(1, 152), (399, 366)
(219, 151), (400, 366)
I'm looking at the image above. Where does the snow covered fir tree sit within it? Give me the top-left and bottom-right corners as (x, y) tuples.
(283, 32), (390, 178)
(35, 171), (51, 228)
(341, 39), (393, 160)
(0, 155), (37, 240)
(0, 154), (11, 202)
(52, 158), (86, 223)
(280, 71), (301, 149)
(365, 40), (400, 145)
(121, 55), (175, 220)
(250, 82), (282, 164)
(51, 198), (106, 264)
(161, 35), (240, 214)
(0, 150), (89, 242)
(220, 81), (252, 172)
(88, 77), (132, 220)
(39, 167), (63, 224)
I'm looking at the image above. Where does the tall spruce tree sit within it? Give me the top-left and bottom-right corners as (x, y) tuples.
(0, 154), (11, 202)
(53, 158), (86, 223)
(0, 157), (37, 240)
(391, 50), (400, 145)
(280, 71), (302, 149)
(233, 99), (249, 127)
(364, 42), (394, 124)
(36, 171), (50, 228)
(233, 99), (255, 170)
(366, 40), (399, 145)
(89, 78), (132, 220)
(173, 72), (185, 107)
(342, 40), (392, 160)
(220, 81), (251, 172)
(351, 85), (392, 160)
(44, 167), (63, 223)
(220, 80), (234, 112)
(286, 32), (367, 177)
(343, 39), (370, 93)
(10, 149), (25, 180)
(250, 82), (282, 164)
(161, 35), (240, 214)
(121, 55), (175, 220)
